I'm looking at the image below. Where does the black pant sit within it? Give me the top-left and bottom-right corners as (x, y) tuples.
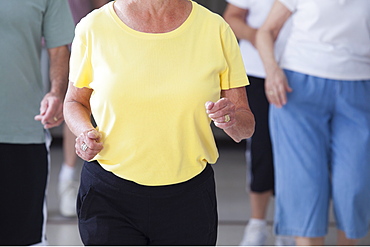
(246, 76), (275, 193)
(78, 161), (218, 245)
(0, 143), (48, 245)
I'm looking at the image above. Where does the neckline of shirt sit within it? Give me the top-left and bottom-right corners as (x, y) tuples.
(108, 1), (196, 39)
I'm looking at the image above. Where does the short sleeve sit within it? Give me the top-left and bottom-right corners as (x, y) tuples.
(69, 22), (93, 88)
(226, 0), (250, 10)
(220, 26), (249, 90)
(43, 0), (75, 48)
(278, 0), (298, 12)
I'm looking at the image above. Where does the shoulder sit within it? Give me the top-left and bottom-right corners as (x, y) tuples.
(193, 2), (230, 31)
(194, 2), (223, 20)
(76, 2), (112, 33)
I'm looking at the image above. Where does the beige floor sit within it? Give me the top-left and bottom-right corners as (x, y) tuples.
(46, 128), (370, 246)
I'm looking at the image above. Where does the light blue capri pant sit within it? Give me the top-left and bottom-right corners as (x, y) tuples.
(271, 70), (370, 239)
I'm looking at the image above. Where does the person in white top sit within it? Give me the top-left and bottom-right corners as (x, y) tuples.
(223, 0), (293, 245)
(257, 0), (370, 245)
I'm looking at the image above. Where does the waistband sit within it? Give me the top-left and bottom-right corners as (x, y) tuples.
(83, 160), (214, 197)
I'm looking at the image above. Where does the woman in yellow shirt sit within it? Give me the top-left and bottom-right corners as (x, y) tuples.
(64, 0), (255, 245)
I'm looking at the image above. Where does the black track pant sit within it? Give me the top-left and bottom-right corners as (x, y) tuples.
(246, 76), (275, 193)
(78, 161), (218, 246)
(0, 143), (48, 245)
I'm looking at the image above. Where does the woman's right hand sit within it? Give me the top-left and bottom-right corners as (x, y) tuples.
(75, 128), (104, 161)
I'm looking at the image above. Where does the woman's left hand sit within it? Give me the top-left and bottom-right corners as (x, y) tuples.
(205, 87), (255, 143)
(205, 98), (236, 130)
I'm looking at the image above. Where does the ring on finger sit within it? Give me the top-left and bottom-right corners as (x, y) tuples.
(81, 142), (88, 152)
(268, 90), (274, 96)
(53, 117), (58, 122)
(224, 114), (231, 123)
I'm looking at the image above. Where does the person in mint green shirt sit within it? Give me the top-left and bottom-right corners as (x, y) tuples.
(0, 1), (74, 245)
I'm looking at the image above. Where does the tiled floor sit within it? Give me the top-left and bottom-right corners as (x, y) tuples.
(46, 129), (370, 246)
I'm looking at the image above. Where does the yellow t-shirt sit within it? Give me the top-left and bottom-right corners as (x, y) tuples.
(69, 1), (249, 186)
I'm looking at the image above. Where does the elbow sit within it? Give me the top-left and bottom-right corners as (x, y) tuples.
(230, 117), (255, 143)
(243, 111), (255, 140)
(245, 112), (256, 139)
(241, 114), (256, 141)
(255, 29), (266, 51)
(245, 122), (255, 140)
(240, 120), (255, 142)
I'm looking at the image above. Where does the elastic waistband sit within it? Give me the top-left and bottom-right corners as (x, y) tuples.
(83, 160), (214, 197)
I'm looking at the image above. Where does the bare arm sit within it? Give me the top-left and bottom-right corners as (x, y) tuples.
(64, 82), (103, 160)
(35, 45), (70, 128)
(206, 87), (255, 143)
(256, 0), (292, 108)
(223, 4), (258, 46)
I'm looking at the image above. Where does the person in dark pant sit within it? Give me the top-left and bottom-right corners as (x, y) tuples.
(223, 1), (293, 245)
(64, 0), (255, 245)
(0, 0), (74, 245)
(78, 161), (218, 245)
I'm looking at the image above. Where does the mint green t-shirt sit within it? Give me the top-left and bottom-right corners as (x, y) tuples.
(0, 0), (74, 144)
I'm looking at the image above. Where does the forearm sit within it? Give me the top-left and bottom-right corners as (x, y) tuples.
(256, 28), (280, 76)
(64, 100), (103, 161)
(255, 0), (291, 76)
(48, 45), (70, 99)
(64, 83), (95, 137)
(64, 100), (95, 137)
(34, 45), (70, 128)
(223, 109), (255, 143)
(64, 84), (103, 160)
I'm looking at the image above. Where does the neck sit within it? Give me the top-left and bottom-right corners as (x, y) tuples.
(116, 0), (187, 14)
(114, 0), (192, 33)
